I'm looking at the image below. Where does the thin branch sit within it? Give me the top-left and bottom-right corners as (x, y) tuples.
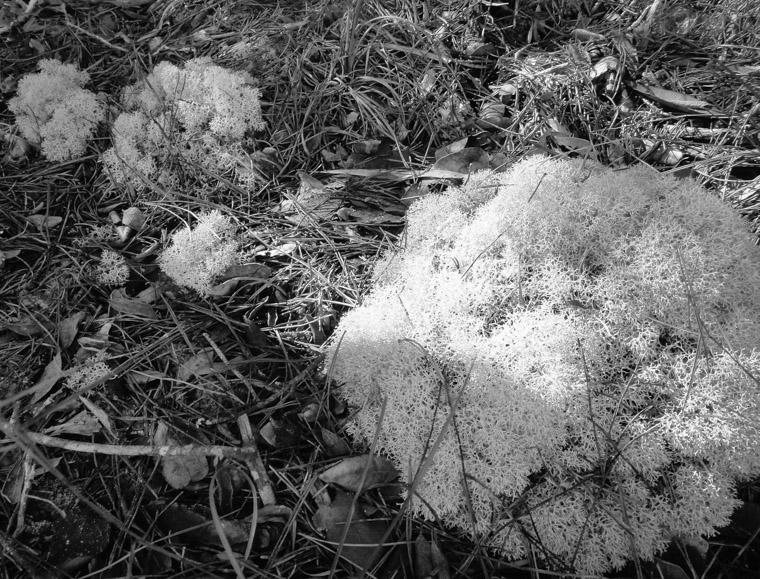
(1, 420), (258, 459)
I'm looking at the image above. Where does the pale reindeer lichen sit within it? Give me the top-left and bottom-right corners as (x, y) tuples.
(325, 155), (760, 575)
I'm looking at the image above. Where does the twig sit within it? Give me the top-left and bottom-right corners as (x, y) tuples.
(0, 419), (259, 458)
(237, 415), (276, 506)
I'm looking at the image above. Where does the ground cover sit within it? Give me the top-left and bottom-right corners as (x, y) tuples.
(1, 0), (759, 577)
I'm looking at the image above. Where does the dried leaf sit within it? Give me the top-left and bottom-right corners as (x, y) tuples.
(79, 396), (114, 436)
(279, 172), (341, 225)
(109, 289), (158, 319)
(153, 502), (250, 546)
(207, 278), (239, 296)
(476, 102), (510, 129)
(1, 460), (26, 504)
(26, 214), (63, 230)
(415, 534), (451, 579)
(177, 348), (216, 382)
(31, 353), (64, 403)
(590, 56), (620, 84)
(1, 318), (43, 337)
(337, 207), (405, 225)
(245, 320), (270, 349)
(44, 410), (101, 436)
(312, 489), (389, 570)
(77, 319), (114, 351)
(122, 207), (146, 230)
(1, 249), (21, 263)
(630, 83), (716, 114)
(129, 370), (165, 387)
(219, 263), (271, 282)
(136, 286), (158, 303)
(432, 147), (490, 175)
(543, 131), (598, 160)
(59, 311), (86, 349)
(571, 28), (605, 42)
(154, 422), (209, 489)
(325, 168), (414, 180)
(654, 559), (690, 579)
(260, 418), (302, 448)
(321, 428), (351, 457)
(319, 455), (398, 493)
(215, 466), (248, 515)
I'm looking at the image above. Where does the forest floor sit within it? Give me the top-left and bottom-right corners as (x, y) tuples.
(1, 0), (760, 577)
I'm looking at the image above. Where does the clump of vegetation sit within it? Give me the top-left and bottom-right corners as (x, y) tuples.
(8, 59), (105, 161)
(157, 210), (240, 296)
(103, 57), (265, 191)
(326, 155), (760, 574)
(2, 0), (760, 577)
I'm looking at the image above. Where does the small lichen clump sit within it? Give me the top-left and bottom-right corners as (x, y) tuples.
(95, 250), (130, 286)
(158, 210), (239, 296)
(8, 59), (105, 162)
(324, 156), (760, 575)
(103, 57), (265, 189)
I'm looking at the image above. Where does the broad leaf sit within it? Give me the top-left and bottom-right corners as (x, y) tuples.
(320, 455), (398, 493)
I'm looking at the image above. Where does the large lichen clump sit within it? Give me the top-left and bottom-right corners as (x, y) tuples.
(324, 155), (760, 574)
(103, 57), (265, 190)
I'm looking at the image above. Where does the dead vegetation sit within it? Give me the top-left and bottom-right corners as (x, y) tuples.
(1, 0), (759, 577)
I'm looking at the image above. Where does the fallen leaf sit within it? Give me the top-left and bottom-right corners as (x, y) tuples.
(653, 558), (690, 579)
(590, 56), (619, 80)
(312, 489), (389, 571)
(541, 131), (598, 160)
(476, 102), (510, 129)
(79, 396), (114, 436)
(154, 422), (209, 490)
(400, 182), (429, 206)
(319, 455), (398, 493)
(207, 278), (240, 296)
(321, 428), (351, 457)
(122, 207), (145, 230)
(44, 410), (101, 436)
(415, 534), (451, 579)
(136, 286), (158, 303)
(219, 263), (271, 282)
(26, 214), (63, 230)
(152, 502), (250, 546)
(1, 318), (43, 337)
(325, 168), (415, 180)
(260, 418), (302, 448)
(279, 172), (342, 225)
(177, 348), (216, 382)
(128, 369), (167, 386)
(1, 249), (21, 262)
(245, 320), (270, 349)
(337, 207), (405, 225)
(1, 460), (27, 505)
(432, 147), (490, 175)
(31, 353), (64, 403)
(77, 319), (114, 350)
(58, 311), (86, 349)
(109, 289), (158, 319)
(215, 466), (248, 515)
(630, 83), (718, 114)
(262, 242), (298, 257)
(571, 28), (605, 42)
